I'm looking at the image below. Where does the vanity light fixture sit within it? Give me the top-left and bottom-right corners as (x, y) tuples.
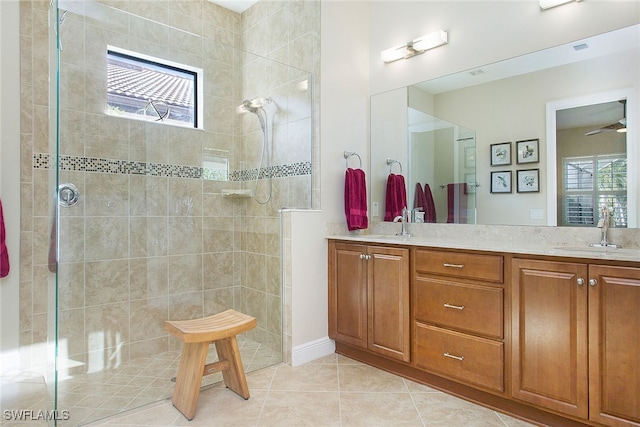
(539, 0), (582, 10)
(381, 30), (448, 64)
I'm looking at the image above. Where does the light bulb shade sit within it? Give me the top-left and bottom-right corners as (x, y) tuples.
(381, 43), (408, 63)
(412, 31), (448, 52)
(539, 0), (574, 9)
(381, 30), (448, 64)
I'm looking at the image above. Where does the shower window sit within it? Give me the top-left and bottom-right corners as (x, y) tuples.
(106, 47), (202, 128)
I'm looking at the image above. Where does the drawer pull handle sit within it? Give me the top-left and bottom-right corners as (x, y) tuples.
(444, 352), (464, 361)
(444, 303), (464, 310)
(443, 263), (464, 269)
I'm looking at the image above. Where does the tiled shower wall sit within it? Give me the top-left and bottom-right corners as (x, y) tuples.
(19, 0), (320, 373)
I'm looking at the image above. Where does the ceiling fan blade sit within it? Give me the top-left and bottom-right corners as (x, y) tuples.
(585, 124), (619, 136)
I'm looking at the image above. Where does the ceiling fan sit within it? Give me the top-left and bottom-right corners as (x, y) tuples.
(585, 99), (627, 136)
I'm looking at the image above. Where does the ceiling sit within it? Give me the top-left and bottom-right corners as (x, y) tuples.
(556, 100), (625, 131)
(208, 0), (258, 13)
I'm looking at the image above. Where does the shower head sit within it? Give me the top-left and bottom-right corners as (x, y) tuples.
(242, 99), (260, 114)
(238, 97), (272, 114)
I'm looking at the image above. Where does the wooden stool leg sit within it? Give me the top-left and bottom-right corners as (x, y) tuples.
(215, 336), (250, 399)
(172, 341), (209, 420)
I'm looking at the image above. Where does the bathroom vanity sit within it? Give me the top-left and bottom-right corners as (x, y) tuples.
(328, 235), (640, 427)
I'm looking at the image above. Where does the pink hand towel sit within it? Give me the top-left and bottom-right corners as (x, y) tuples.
(384, 174), (407, 221)
(423, 184), (437, 223)
(0, 199), (10, 278)
(413, 182), (426, 210)
(344, 168), (368, 231)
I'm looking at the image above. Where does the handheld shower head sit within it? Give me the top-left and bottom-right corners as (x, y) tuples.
(242, 99), (260, 114)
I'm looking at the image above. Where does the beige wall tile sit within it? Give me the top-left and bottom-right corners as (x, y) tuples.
(203, 287), (235, 316)
(57, 262), (85, 310)
(58, 307), (86, 358)
(168, 177), (202, 216)
(168, 291), (204, 322)
(130, 256), (169, 300)
(167, 217), (203, 255)
(85, 173), (130, 216)
(130, 297), (169, 341)
(85, 301), (130, 360)
(85, 217), (128, 261)
(202, 251), (234, 289)
(130, 217), (169, 257)
(130, 176), (168, 217)
(85, 259), (130, 306)
(168, 254), (203, 295)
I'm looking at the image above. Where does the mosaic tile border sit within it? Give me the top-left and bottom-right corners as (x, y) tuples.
(33, 153), (311, 181)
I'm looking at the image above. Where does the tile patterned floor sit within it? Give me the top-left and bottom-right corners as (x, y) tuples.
(84, 354), (536, 427)
(0, 338), (280, 426)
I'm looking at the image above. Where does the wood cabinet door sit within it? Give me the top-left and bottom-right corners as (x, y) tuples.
(329, 242), (368, 348)
(588, 265), (640, 427)
(367, 246), (410, 362)
(511, 258), (589, 419)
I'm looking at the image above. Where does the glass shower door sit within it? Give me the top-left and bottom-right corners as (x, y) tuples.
(46, 0), (60, 424)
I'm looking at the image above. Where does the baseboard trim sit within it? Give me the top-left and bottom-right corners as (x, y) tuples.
(291, 337), (335, 367)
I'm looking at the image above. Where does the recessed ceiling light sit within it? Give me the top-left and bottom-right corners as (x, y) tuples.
(573, 43), (589, 51)
(469, 69), (485, 76)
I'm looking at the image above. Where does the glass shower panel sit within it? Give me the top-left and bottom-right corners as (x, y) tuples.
(407, 108), (477, 224)
(46, 1), (61, 424)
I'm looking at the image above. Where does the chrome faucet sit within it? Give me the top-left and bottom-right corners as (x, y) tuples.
(410, 208), (424, 223)
(590, 205), (619, 248)
(393, 207), (411, 237)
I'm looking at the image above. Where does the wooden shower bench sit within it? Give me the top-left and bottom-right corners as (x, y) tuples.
(164, 309), (257, 420)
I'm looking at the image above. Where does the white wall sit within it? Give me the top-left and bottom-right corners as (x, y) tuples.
(0, 0), (22, 368)
(289, 0), (371, 363)
(369, 1), (640, 94)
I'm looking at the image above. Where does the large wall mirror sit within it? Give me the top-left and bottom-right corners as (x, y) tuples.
(370, 24), (639, 228)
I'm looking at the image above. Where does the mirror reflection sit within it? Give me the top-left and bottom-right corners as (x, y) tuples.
(556, 101), (627, 227)
(370, 24), (639, 227)
(408, 109), (476, 224)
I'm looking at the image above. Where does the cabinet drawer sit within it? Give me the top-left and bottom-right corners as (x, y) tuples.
(414, 323), (504, 392)
(415, 277), (503, 339)
(415, 250), (503, 283)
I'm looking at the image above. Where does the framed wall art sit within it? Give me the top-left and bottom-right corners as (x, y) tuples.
(516, 139), (539, 164)
(490, 170), (512, 193)
(490, 142), (511, 166)
(517, 169), (540, 193)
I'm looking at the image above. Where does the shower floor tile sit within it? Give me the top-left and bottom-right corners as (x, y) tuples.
(0, 338), (279, 426)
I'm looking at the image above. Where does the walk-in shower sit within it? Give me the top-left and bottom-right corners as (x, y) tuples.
(9, 0), (314, 425)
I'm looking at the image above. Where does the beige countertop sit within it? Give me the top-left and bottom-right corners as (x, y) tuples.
(327, 233), (640, 263)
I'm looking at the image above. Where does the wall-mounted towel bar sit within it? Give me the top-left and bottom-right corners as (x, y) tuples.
(440, 183), (480, 188)
(344, 151), (362, 169)
(386, 158), (402, 174)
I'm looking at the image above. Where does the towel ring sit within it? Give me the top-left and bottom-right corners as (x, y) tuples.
(386, 158), (402, 174)
(344, 151), (362, 169)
